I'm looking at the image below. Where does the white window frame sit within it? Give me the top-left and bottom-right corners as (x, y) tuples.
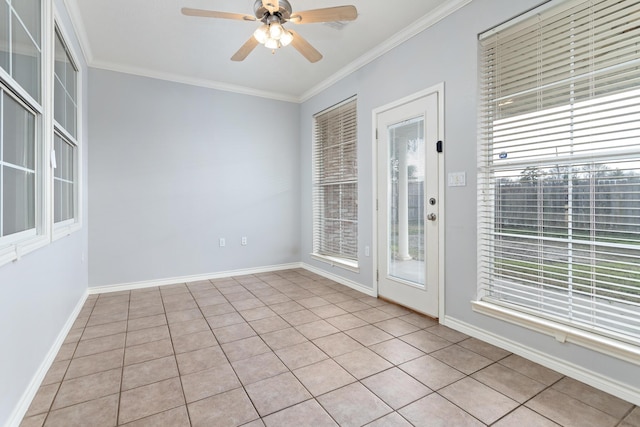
(52, 21), (81, 240)
(475, 0), (640, 364)
(311, 96), (359, 272)
(0, 0), (49, 266)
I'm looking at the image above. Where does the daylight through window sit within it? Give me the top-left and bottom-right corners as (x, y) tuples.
(312, 97), (358, 268)
(478, 0), (640, 347)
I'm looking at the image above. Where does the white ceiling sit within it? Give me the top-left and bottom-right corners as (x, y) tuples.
(63, 0), (470, 102)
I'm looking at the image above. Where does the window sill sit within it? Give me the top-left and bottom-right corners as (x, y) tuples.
(472, 300), (640, 366)
(53, 221), (81, 241)
(310, 253), (359, 273)
(0, 234), (49, 267)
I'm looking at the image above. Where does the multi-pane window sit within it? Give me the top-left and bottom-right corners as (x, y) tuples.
(54, 27), (76, 138)
(0, 1), (81, 263)
(478, 0), (640, 347)
(312, 97), (358, 267)
(53, 26), (77, 226)
(0, 0), (41, 248)
(1, 90), (36, 240)
(53, 133), (73, 223)
(0, 0), (41, 102)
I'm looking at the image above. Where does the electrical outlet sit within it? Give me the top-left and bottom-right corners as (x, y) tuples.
(241, 237), (247, 246)
(219, 238), (226, 247)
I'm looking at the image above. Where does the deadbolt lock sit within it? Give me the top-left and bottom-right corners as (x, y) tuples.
(429, 198), (436, 205)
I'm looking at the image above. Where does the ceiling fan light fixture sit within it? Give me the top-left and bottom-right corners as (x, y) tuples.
(280, 30), (293, 47)
(183, 0), (357, 62)
(269, 22), (284, 39)
(264, 37), (280, 49)
(253, 24), (269, 43)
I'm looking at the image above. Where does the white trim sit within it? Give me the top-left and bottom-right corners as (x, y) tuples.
(89, 263), (376, 298)
(6, 292), (88, 427)
(443, 315), (640, 407)
(302, 262), (376, 297)
(52, 221), (81, 241)
(62, 0), (471, 103)
(51, 13), (84, 241)
(299, 0), (472, 102)
(0, 234), (49, 266)
(310, 253), (359, 273)
(89, 61), (300, 104)
(88, 263), (303, 294)
(371, 83), (447, 318)
(471, 300), (640, 366)
(60, 0), (93, 64)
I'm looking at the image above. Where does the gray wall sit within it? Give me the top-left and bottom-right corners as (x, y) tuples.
(299, 0), (637, 393)
(88, 70), (301, 286)
(0, 1), (89, 425)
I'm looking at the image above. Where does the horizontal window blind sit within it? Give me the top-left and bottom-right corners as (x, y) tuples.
(478, 0), (640, 344)
(313, 97), (358, 262)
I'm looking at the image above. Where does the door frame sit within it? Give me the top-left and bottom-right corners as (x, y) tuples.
(371, 83), (445, 319)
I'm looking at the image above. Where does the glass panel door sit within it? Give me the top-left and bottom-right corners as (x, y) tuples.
(388, 117), (425, 287)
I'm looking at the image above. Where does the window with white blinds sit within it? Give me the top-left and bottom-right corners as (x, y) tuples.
(478, 0), (640, 349)
(312, 97), (358, 267)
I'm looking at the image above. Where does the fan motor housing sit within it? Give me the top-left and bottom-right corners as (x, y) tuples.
(254, 0), (292, 21)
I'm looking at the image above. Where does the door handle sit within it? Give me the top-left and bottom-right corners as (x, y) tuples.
(427, 213), (437, 221)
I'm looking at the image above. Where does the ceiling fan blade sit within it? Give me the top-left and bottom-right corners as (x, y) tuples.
(289, 30), (322, 63)
(181, 7), (256, 21)
(261, 0), (280, 14)
(289, 6), (357, 24)
(231, 36), (260, 61)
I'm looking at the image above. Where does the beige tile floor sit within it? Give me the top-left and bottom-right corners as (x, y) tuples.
(20, 268), (640, 427)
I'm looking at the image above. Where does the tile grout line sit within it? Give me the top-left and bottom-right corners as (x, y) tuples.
(114, 290), (132, 426)
(24, 270), (637, 426)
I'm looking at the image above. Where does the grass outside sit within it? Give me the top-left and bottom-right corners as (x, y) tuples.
(499, 227), (640, 246)
(496, 258), (640, 298)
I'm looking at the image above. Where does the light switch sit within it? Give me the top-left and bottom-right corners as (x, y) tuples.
(448, 172), (466, 187)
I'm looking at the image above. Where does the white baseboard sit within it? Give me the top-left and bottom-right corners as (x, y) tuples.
(10, 263), (372, 426)
(301, 262), (376, 297)
(443, 315), (640, 407)
(88, 263), (377, 298)
(6, 291), (88, 427)
(88, 262), (304, 294)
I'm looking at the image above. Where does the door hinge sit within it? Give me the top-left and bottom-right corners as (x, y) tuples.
(436, 140), (443, 153)
(376, 128), (379, 141)
(376, 270), (379, 281)
(376, 199), (378, 211)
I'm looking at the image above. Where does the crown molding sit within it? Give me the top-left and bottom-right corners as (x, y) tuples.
(299, 0), (473, 103)
(88, 60), (301, 103)
(63, 0), (474, 103)
(61, 0), (94, 64)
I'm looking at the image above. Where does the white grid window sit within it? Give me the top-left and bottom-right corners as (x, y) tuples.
(0, 0), (42, 256)
(0, 0), (41, 102)
(478, 0), (640, 351)
(312, 97), (358, 268)
(1, 90), (36, 241)
(53, 25), (78, 227)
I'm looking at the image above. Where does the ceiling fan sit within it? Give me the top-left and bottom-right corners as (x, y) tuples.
(182, 0), (358, 63)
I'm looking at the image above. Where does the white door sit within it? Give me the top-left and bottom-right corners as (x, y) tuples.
(377, 91), (441, 317)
